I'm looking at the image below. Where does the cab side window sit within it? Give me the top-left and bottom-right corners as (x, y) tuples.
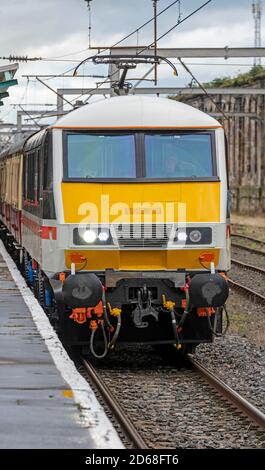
(24, 149), (40, 205)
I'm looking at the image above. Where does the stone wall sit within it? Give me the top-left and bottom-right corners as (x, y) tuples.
(179, 85), (265, 214)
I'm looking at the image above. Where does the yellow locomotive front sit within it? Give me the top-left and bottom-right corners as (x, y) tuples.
(46, 96), (230, 356)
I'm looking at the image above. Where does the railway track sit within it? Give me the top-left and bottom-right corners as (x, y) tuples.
(229, 237), (265, 303)
(232, 233), (265, 256)
(78, 350), (265, 449)
(231, 224), (265, 241)
(228, 276), (265, 305)
(232, 233), (265, 245)
(232, 243), (265, 257)
(189, 356), (265, 431)
(231, 258), (265, 275)
(230, 257), (265, 303)
(80, 356), (148, 449)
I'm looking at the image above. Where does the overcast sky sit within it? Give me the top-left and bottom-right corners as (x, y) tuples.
(0, 0), (263, 125)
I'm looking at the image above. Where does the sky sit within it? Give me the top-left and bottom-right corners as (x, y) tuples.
(0, 0), (263, 126)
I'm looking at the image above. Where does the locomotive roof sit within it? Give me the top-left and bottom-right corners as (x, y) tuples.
(0, 97), (222, 160)
(0, 136), (28, 159)
(52, 95), (221, 129)
(0, 129), (47, 159)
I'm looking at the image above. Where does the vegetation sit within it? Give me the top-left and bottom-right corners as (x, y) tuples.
(169, 65), (265, 101)
(202, 65), (265, 88)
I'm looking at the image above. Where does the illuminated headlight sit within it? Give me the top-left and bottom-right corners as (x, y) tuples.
(189, 229), (202, 243)
(83, 229), (97, 243)
(177, 231), (188, 242)
(73, 227), (113, 246)
(174, 227), (212, 245)
(98, 231), (110, 242)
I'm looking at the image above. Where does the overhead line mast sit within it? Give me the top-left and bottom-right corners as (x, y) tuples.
(252, 1), (262, 65)
(153, 0), (158, 86)
(84, 0), (93, 49)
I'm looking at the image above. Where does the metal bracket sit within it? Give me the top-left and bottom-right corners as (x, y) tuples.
(131, 286), (159, 328)
(105, 269), (186, 288)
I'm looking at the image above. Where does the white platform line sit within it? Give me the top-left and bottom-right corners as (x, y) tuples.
(0, 241), (124, 449)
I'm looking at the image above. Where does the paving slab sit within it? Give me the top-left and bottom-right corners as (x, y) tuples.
(0, 248), (122, 449)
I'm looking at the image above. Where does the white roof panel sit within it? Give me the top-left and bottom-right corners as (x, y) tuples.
(52, 95), (221, 129)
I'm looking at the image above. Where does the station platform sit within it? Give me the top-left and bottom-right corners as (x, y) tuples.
(0, 241), (123, 449)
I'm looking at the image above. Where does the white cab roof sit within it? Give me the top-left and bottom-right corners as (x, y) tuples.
(53, 95), (221, 129)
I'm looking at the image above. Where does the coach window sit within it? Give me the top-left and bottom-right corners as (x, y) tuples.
(43, 135), (52, 190)
(36, 149), (41, 201)
(24, 150), (40, 204)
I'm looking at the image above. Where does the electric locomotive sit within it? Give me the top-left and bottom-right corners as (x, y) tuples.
(0, 95), (230, 358)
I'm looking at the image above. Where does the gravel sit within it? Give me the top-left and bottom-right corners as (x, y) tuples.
(195, 335), (265, 413)
(83, 262), (265, 449)
(226, 289), (265, 347)
(83, 246), (265, 450)
(3, 231), (265, 449)
(232, 245), (265, 269)
(84, 342), (265, 449)
(229, 264), (265, 296)
(194, 287), (265, 419)
(232, 236), (265, 254)
(232, 224), (265, 241)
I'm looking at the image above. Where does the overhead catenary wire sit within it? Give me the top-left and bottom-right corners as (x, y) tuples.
(23, 62), (261, 82)
(24, 111), (67, 121)
(177, 57), (229, 120)
(22, 74), (107, 79)
(2, 1), (213, 128)
(16, 0), (181, 100)
(72, 0), (181, 76)
(72, 0), (214, 105)
(26, 0), (215, 119)
(35, 77), (75, 109)
(83, 0), (227, 122)
(30, 0), (182, 110)
(18, 105), (42, 129)
(136, 0), (213, 55)
(34, 0), (181, 83)
(29, 0), (213, 119)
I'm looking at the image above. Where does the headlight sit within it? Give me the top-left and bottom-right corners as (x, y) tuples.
(98, 231), (110, 242)
(83, 229), (97, 243)
(177, 231), (188, 242)
(173, 227), (212, 245)
(73, 227), (113, 246)
(189, 229), (202, 243)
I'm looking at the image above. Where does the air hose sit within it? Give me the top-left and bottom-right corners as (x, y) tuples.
(207, 304), (230, 337)
(108, 314), (122, 349)
(90, 322), (108, 359)
(89, 313), (122, 358)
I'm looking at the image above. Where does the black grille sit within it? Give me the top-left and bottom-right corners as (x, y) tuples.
(114, 224), (172, 248)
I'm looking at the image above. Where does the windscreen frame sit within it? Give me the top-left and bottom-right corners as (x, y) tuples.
(62, 129), (219, 183)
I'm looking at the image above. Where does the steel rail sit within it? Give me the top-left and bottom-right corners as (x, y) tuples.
(232, 233), (265, 245)
(232, 242), (265, 257)
(188, 355), (265, 430)
(231, 258), (265, 275)
(228, 278), (265, 304)
(81, 357), (148, 449)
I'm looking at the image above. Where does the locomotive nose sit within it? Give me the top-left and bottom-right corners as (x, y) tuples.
(62, 273), (102, 308)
